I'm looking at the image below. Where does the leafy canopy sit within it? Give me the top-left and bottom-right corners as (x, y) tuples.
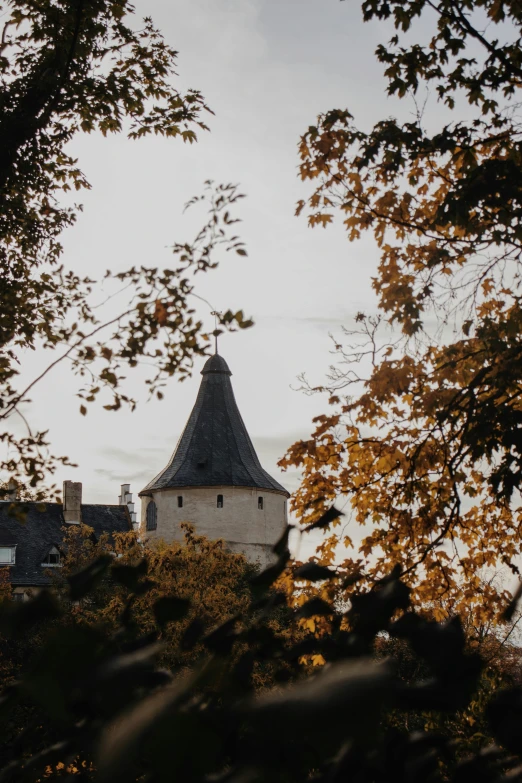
(3, 544), (522, 783)
(282, 0), (522, 622)
(0, 1), (252, 496)
(53, 523), (265, 674)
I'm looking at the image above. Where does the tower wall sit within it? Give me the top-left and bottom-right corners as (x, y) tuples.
(140, 486), (287, 568)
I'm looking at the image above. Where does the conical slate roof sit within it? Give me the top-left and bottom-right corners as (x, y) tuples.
(140, 354), (289, 497)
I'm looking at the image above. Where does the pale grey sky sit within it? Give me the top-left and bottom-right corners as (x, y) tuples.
(10, 1), (413, 514)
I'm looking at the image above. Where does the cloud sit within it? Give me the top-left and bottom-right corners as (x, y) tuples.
(94, 467), (151, 484)
(96, 446), (169, 468)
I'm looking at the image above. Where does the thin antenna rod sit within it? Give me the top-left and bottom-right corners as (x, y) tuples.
(210, 311), (222, 354)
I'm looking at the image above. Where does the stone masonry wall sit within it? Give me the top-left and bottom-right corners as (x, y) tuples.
(140, 486), (287, 568)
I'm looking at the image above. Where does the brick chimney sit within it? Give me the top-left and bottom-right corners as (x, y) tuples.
(6, 479), (18, 502)
(119, 483), (137, 527)
(63, 480), (82, 524)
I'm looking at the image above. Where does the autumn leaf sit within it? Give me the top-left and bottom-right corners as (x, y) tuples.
(283, 0), (522, 627)
(153, 300), (168, 326)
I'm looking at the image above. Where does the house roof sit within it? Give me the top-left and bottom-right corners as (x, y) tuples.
(140, 353), (289, 497)
(0, 502), (131, 586)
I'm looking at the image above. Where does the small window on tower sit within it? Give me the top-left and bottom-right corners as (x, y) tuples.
(177, 496), (183, 508)
(258, 497), (264, 510)
(217, 494), (223, 509)
(146, 500), (157, 531)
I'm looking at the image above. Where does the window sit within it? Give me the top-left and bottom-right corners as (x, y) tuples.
(177, 496), (183, 508)
(13, 592), (25, 602)
(42, 546), (62, 566)
(217, 494), (223, 509)
(258, 497), (264, 510)
(146, 500), (157, 531)
(0, 546), (15, 564)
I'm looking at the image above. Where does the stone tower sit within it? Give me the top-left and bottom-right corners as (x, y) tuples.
(139, 353), (289, 566)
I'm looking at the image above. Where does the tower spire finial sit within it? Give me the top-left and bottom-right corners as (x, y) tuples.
(210, 311), (221, 354)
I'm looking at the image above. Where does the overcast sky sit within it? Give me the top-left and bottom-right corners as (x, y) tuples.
(11, 1), (420, 518)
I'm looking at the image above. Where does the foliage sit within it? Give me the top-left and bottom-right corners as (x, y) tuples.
(277, 528), (522, 761)
(0, 568), (11, 601)
(2, 538), (522, 783)
(374, 629), (522, 755)
(52, 522), (289, 680)
(0, 1), (252, 497)
(0, 479), (54, 502)
(282, 0), (522, 622)
(0, 525), (294, 767)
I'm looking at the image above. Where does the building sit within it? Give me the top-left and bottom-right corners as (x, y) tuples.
(0, 352), (289, 593)
(139, 353), (289, 566)
(0, 480), (132, 600)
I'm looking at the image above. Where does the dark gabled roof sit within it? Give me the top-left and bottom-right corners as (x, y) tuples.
(0, 502), (131, 586)
(140, 354), (289, 497)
